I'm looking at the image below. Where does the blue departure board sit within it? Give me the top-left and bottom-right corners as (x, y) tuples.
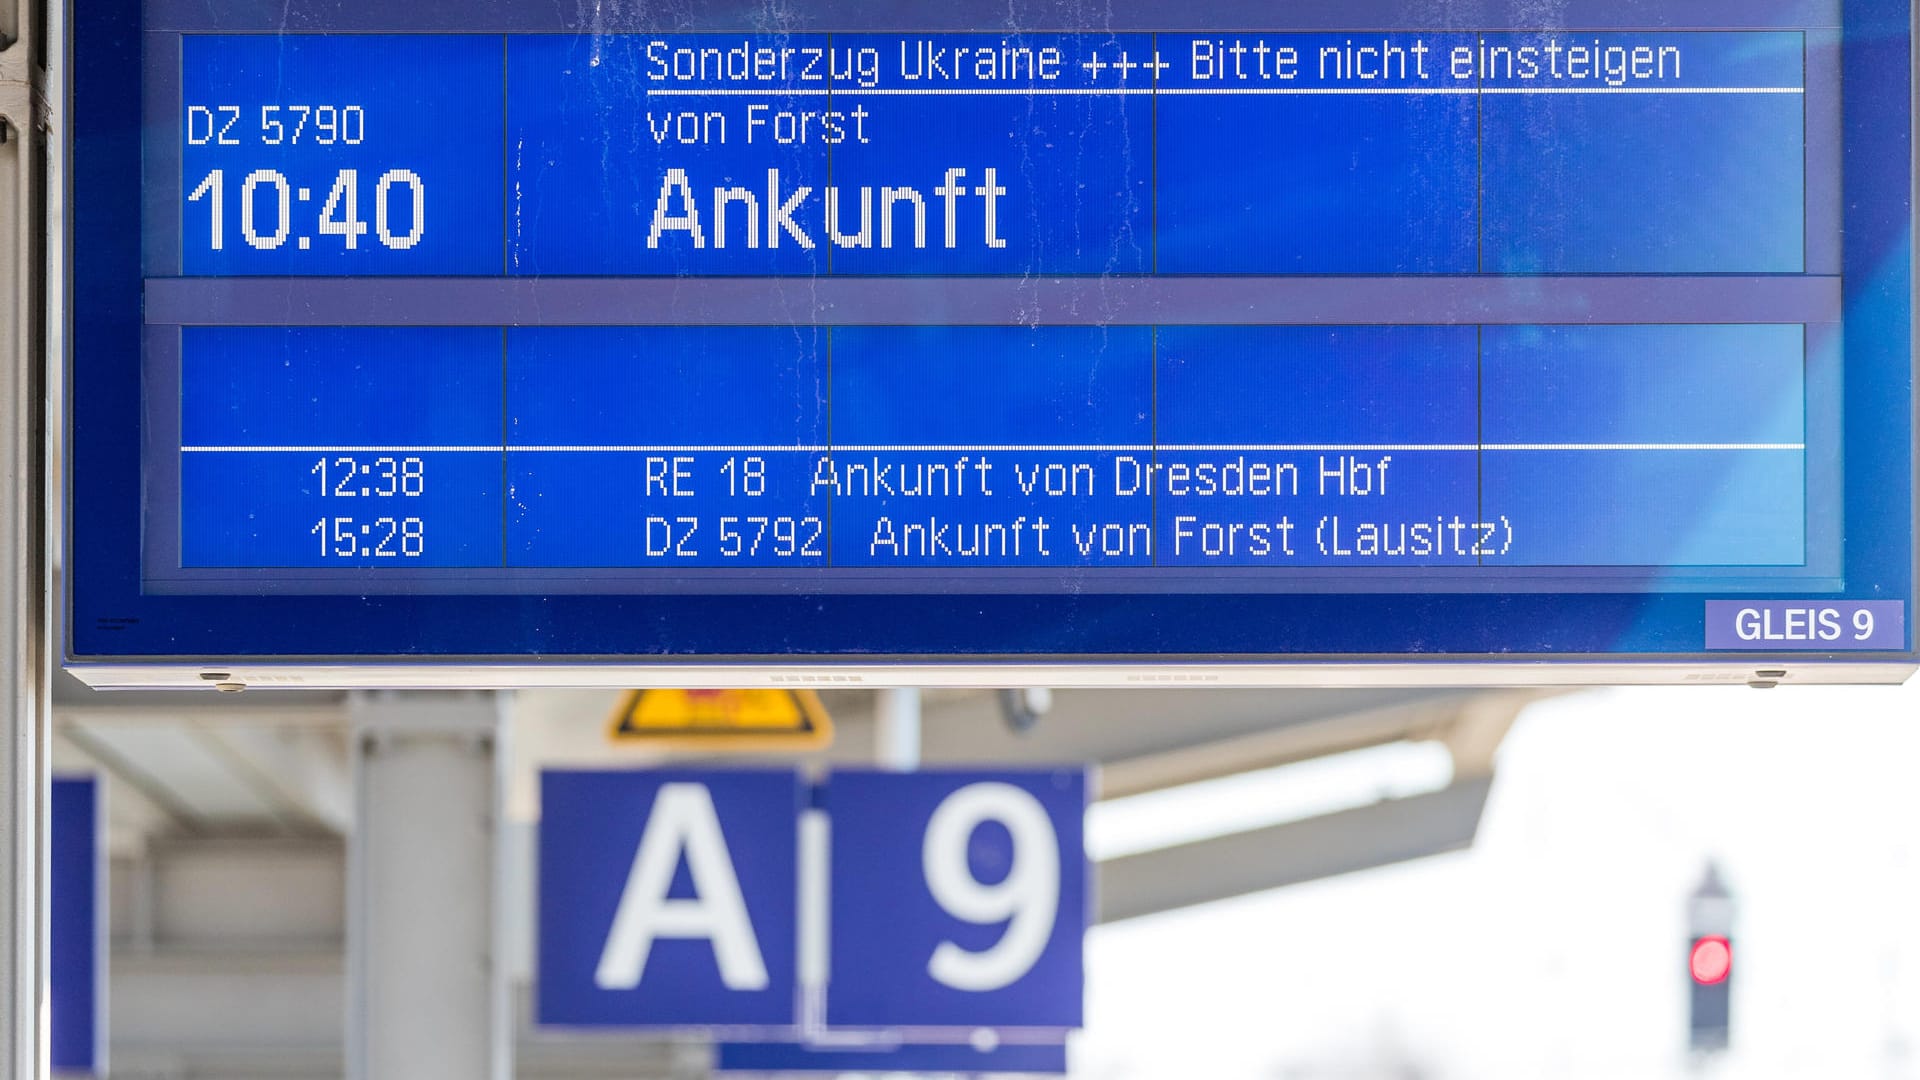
(64, 0), (1916, 684)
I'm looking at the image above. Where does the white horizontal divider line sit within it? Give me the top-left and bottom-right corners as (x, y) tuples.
(1479, 86), (1803, 94)
(181, 442), (1808, 453)
(181, 445), (507, 453)
(1485, 442), (1805, 451)
(645, 85), (1802, 97)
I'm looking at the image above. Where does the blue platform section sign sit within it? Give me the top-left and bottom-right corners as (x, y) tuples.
(826, 769), (1087, 1029)
(538, 768), (1089, 1033)
(51, 776), (104, 1076)
(539, 770), (802, 1027)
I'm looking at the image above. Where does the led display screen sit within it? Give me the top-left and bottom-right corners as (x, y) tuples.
(66, 0), (1915, 680)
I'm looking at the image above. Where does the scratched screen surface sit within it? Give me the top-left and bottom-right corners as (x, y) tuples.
(64, 0), (1914, 661)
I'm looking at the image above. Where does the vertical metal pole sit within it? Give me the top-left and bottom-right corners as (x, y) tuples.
(874, 688), (921, 771)
(0, 0), (49, 1071)
(347, 692), (511, 1080)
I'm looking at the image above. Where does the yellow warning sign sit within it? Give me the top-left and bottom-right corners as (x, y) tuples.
(607, 689), (833, 751)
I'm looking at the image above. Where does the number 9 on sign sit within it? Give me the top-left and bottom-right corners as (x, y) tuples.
(922, 782), (1061, 992)
(826, 767), (1085, 1030)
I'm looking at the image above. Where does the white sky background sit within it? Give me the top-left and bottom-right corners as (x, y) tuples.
(1074, 680), (1920, 1080)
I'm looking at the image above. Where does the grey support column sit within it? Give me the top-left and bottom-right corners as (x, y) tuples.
(874, 688), (922, 772)
(0, 0), (50, 1071)
(347, 691), (511, 1080)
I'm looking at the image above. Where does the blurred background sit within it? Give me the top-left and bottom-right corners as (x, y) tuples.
(1078, 681), (1920, 1080)
(48, 676), (1920, 1079)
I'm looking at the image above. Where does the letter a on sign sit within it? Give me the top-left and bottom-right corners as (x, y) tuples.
(596, 784), (768, 991)
(539, 770), (800, 1027)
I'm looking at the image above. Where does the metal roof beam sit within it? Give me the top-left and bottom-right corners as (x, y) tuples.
(1096, 777), (1494, 924)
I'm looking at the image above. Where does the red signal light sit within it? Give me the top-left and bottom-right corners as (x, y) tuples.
(1690, 935), (1733, 985)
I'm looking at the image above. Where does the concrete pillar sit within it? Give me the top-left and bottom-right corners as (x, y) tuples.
(347, 692), (509, 1080)
(874, 688), (922, 771)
